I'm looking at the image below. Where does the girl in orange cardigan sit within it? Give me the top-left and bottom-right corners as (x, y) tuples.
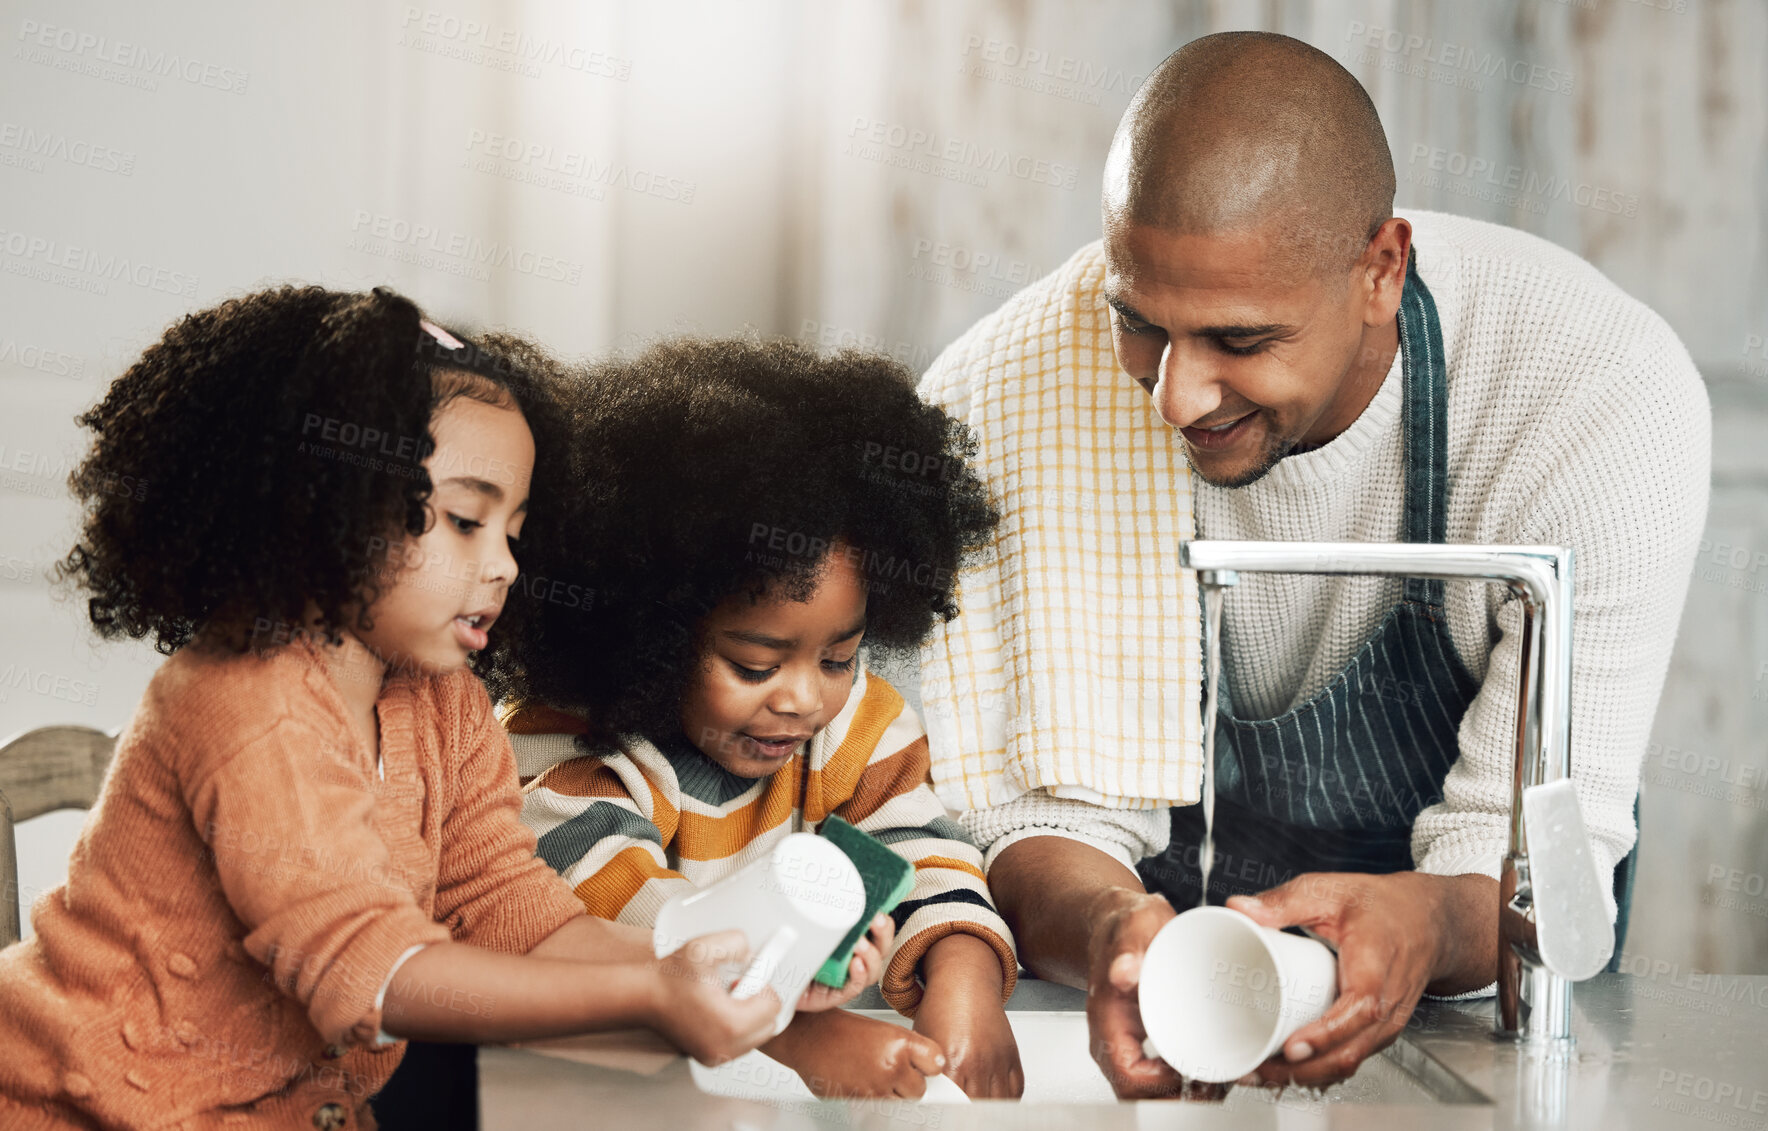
(0, 288), (784, 1130)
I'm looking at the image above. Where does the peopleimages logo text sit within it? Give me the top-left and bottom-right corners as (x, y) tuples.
(15, 19), (249, 93)
(1408, 146), (1638, 217)
(1346, 22), (1573, 95)
(847, 117), (1077, 190)
(347, 211), (584, 285)
(0, 228), (199, 296)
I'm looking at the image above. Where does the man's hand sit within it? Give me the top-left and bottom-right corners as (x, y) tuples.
(796, 914), (895, 1012)
(1228, 871), (1497, 1088)
(912, 932), (1022, 1098)
(989, 835), (1225, 1101)
(1084, 887), (1227, 1099)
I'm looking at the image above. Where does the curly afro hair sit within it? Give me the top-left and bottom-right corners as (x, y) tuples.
(55, 285), (574, 660)
(479, 337), (999, 748)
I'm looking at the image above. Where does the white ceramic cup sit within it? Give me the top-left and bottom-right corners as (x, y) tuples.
(1137, 906), (1339, 1084)
(652, 833), (865, 1037)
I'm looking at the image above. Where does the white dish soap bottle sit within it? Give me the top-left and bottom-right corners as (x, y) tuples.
(652, 832), (865, 1038)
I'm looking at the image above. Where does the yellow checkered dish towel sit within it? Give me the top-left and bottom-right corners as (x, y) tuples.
(916, 240), (1203, 812)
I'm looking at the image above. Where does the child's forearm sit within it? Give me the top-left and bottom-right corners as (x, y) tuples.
(920, 932), (1006, 997)
(912, 933), (1022, 1098)
(378, 941), (655, 1043)
(759, 1007), (818, 1064)
(524, 911), (655, 963)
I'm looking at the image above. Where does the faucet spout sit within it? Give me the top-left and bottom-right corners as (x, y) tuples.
(1180, 541), (1613, 1047)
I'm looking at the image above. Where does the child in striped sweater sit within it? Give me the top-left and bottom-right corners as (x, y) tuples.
(484, 338), (1023, 1099)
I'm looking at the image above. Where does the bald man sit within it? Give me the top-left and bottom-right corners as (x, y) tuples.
(920, 32), (1709, 1097)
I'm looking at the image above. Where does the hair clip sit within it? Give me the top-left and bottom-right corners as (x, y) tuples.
(420, 318), (466, 351)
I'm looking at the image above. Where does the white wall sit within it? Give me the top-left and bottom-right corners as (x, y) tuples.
(4, 0), (1764, 970)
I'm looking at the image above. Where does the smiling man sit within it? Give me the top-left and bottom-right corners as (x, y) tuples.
(919, 31), (1710, 1097)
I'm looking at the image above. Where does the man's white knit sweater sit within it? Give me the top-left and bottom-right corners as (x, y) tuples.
(961, 210), (1711, 906)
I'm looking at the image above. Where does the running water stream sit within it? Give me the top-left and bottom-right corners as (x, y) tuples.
(1197, 578), (1227, 909)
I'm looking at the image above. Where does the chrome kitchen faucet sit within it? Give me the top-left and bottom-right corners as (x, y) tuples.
(1180, 540), (1614, 1048)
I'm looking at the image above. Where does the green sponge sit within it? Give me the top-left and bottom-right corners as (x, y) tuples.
(813, 815), (916, 988)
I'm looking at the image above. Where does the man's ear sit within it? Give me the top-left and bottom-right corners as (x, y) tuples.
(1359, 217), (1413, 327)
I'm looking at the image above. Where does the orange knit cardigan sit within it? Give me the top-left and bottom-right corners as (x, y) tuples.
(0, 633), (584, 1129)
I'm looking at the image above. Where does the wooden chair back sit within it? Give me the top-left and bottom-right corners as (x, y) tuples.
(0, 725), (117, 947)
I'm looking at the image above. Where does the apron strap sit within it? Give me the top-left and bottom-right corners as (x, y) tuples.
(1395, 249), (1449, 606)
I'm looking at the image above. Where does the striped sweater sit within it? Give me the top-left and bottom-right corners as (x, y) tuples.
(503, 667), (1017, 1015)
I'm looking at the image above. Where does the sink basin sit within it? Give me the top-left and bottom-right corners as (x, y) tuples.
(486, 973), (1768, 1129)
(690, 1009), (1491, 1107)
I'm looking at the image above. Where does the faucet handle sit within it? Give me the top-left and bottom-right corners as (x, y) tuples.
(1520, 779), (1615, 980)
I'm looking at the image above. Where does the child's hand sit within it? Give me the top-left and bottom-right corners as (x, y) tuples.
(763, 1008), (946, 1098)
(912, 933), (1024, 1098)
(795, 913), (895, 1012)
(646, 929), (782, 1065)
(913, 984), (1022, 1097)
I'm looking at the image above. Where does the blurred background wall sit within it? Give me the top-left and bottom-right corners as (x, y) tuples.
(3, 0), (1765, 977)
